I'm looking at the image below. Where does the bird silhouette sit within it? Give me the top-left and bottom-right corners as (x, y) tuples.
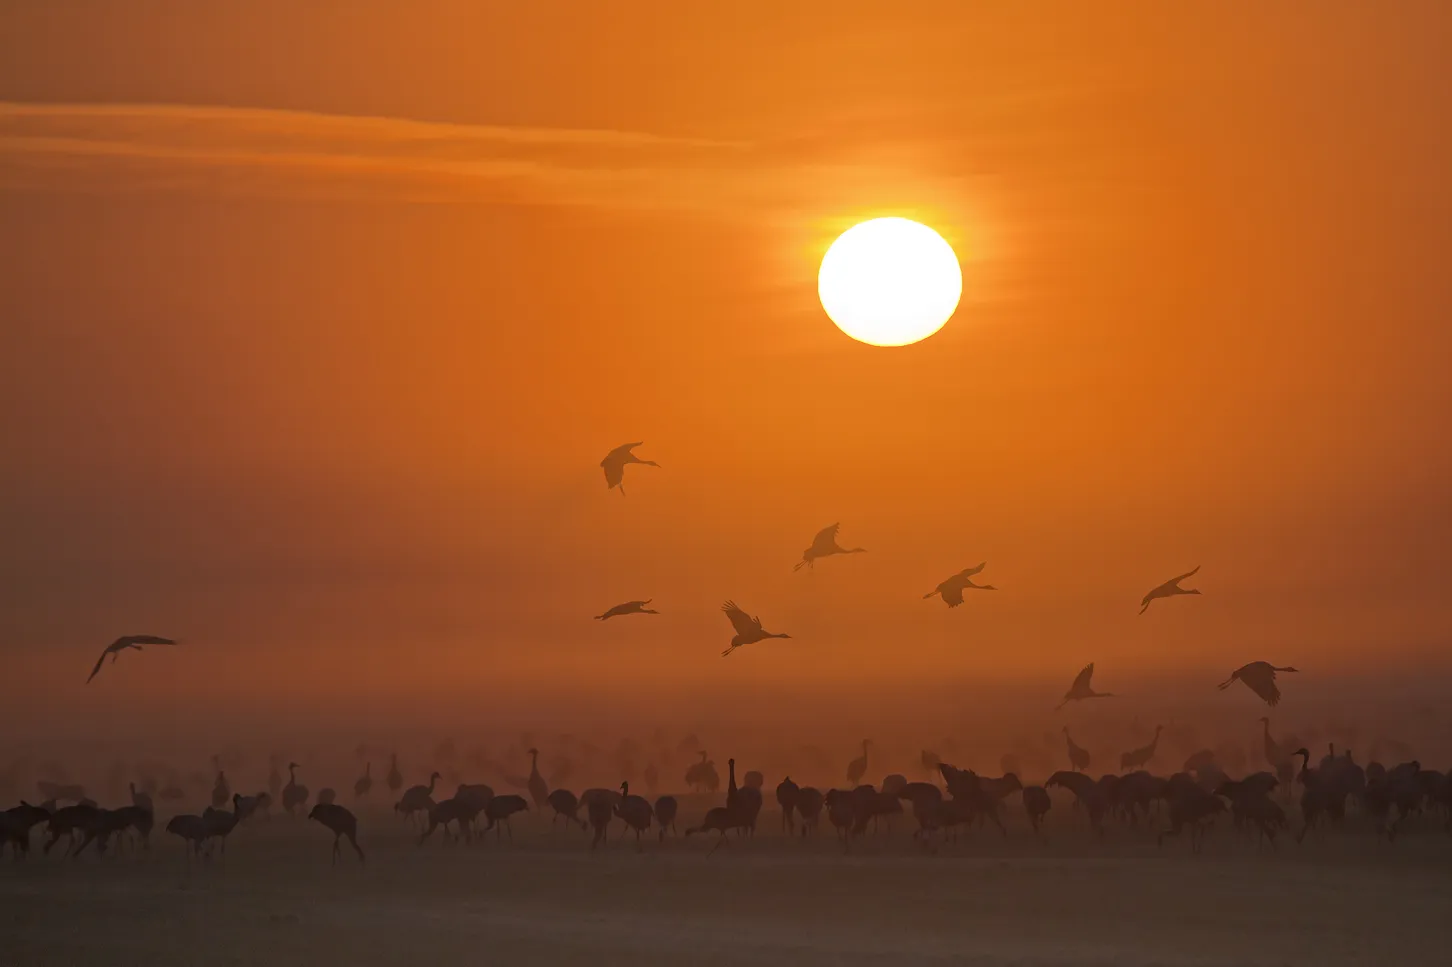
(86, 636), (178, 683)
(1119, 725), (1163, 770)
(595, 600), (659, 620)
(600, 442), (658, 495)
(1062, 727), (1091, 772)
(1056, 663), (1115, 710)
(794, 523), (866, 572)
(719, 600), (790, 657)
(923, 564), (996, 607)
(1218, 662), (1299, 707)
(1139, 566), (1201, 614)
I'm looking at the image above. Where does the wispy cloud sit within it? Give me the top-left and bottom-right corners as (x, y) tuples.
(0, 102), (971, 219)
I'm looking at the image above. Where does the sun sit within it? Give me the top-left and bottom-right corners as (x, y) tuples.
(817, 217), (962, 347)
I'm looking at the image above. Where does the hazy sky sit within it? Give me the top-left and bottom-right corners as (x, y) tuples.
(3, 3), (1451, 728)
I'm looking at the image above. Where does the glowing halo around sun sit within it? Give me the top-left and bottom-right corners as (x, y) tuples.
(817, 217), (963, 347)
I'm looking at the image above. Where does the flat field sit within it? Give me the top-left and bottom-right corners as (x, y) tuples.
(3, 799), (1450, 967)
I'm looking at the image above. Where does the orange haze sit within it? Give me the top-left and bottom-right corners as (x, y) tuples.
(2, 3), (1451, 744)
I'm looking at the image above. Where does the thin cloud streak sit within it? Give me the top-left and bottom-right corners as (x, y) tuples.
(0, 101), (973, 218)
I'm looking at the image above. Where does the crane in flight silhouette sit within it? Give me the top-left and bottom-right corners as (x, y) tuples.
(923, 563), (996, 607)
(719, 601), (790, 657)
(85, 635), (179, 683)
(794, 523), (866, 571)
(1139, 566), (1201, 614)
(595, 600), (659, 620)
(600, 442), (658, 495)
(1218, 661), (1299, 707)
(1056, 663), (1114, 710)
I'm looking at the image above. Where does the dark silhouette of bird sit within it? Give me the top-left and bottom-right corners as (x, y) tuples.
(845, 740), (871, 786)
(1022, 785), (1051, 834)
(86, 635), (178, 683)
(282, 762), (309, 816)
(595, 600), (659, 620)
(1063, 727), (1091, 772)
(165, 814), (210, 858)
(1056, 663), (1114, 710)
(526, 748), (549, 810)
(309, 803), (364, 865)
(547, 789), (585, 829)
(484, 794), (529, 840)
(923, 564), (996, 607)
(1119, 725), (1163, 770)
(1139, 566), (1201, 614)
(719, 600), (790, 657)
(653, 795), (678, 840)
(775, 776), (800, 833)
(1219, 662), (1299, 707)
(600, 442), (658, 495)
(794, 523), (866, 571)
(614, 781), (654, 849)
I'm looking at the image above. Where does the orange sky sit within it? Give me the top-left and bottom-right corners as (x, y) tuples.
(2, 3), (1451, 734)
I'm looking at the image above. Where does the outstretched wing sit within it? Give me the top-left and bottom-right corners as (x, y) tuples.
(85, 648), (110, 683)
(1244, 666), (1282, 706)
(1171, 565), (1201, 584)
(600, 442), (641, 487)
(119, 635), (177, 647)
(1071, 663), (1095, 692)
(960, 562), (987, 578)
(721, 600), (759, 637)
(602, 442), (642, 467)
(941, 583), (965, 608)
(810, 523), (840, 553)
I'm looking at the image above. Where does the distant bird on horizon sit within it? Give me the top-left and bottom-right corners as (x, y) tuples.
(923, 563), (996, 607)
(85, 635), (179, 683)
(600, 442), (658, 495)
(1219, 661), (1299, 707)
(1139, 566), (1201, 614)
(719, 600), (791, 658)
(1056, 663), (1115, 710)
(794, 523), (866, 571)
(595, 600), (660, 621)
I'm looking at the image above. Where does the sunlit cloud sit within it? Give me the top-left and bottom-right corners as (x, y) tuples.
(0, 102), (974, 221)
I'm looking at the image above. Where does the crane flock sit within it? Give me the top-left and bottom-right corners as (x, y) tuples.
(16, 438), (1392, 875)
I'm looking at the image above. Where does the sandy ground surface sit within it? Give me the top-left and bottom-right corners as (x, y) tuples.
(4, 802), (1451, 967)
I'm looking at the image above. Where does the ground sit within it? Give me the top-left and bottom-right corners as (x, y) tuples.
(3, 801), (1450, 966)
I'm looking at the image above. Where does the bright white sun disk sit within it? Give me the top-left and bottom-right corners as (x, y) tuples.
(817, 218), (962, 347)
